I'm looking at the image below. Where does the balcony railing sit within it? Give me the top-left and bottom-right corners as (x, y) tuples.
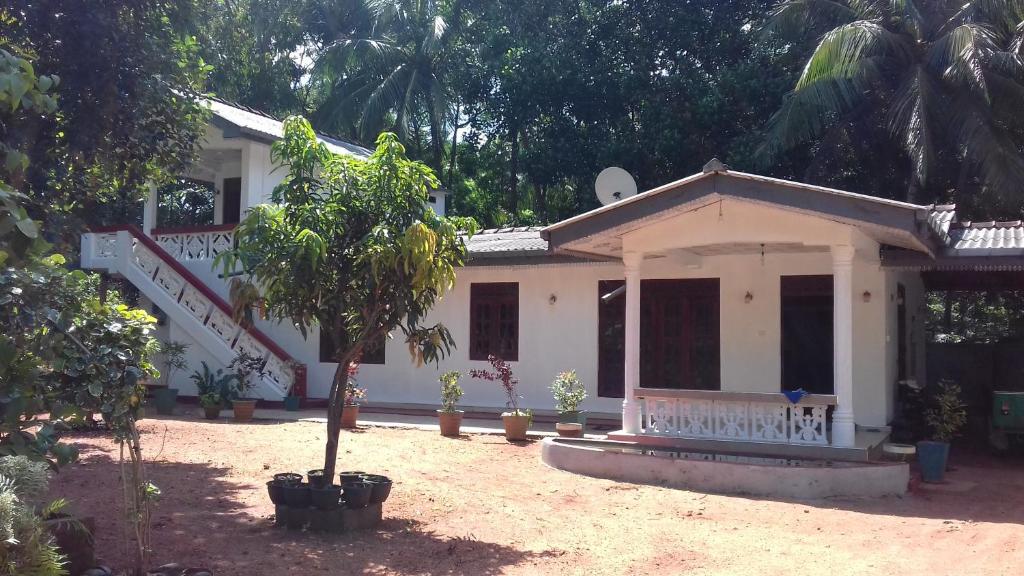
(635, 388), (836, 446)
(151, 224), (236, 261)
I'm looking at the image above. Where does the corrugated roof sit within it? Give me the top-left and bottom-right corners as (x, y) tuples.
(204, 97), (372, 158)
(465, 227), (548, 257)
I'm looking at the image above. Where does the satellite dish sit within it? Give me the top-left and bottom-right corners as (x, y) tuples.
(595, 167), (638, 206)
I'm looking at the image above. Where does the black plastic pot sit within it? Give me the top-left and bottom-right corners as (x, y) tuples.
(266, 480), (286, 505)
(360, 474), (393, 504)
(310, 484), (342, 510)
(307, 469), (327, 488)
(342, 481), (372, 509)
(338, 470), (366, 484)
(273, 472), (302, 485)
(282, 482), (312, 508)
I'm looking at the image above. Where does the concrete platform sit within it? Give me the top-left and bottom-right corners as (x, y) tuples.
(541, 437), (909, 499)
(606, 428), (890, 462)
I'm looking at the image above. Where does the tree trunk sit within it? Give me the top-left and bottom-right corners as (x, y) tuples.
(944, 291), (953, 333)
(322, 360), (350, 481)
(430, 108), (444, 174)
(447, 105), (460, 188)
(507, 126), (520, 217)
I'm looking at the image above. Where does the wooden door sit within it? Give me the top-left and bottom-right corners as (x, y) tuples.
(597, 278), (720, 397)
(222, 177), (241, 224)
(780, 275), (834, 394)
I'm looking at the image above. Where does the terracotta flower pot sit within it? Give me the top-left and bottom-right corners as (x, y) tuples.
(232, 399), (257, 422)
(502, 412), (530, 441)
(341, 404), (359, 428)
(437, 410), (463, 437)
(556, 422), (583, 438)
(202, 404), (222, 420)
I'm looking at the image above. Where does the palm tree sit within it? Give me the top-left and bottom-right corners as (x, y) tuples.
(759, 0), (1024, 202)
(314, 0), (456, 171)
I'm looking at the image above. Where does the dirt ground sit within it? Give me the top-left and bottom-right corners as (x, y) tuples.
(48, 416), (1024, 575)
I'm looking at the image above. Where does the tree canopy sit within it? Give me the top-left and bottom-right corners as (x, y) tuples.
(217, 117), (469, 478)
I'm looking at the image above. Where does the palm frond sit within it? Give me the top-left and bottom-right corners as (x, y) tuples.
(421, 15), (448, 57)
(885, 66), (941, 184)
(757, 64), (880, 163)
(761, 0), (860, 41)
(930, 23), (997, 101)
(796, 21), (911, 89)
(946, 94), (1024, 194)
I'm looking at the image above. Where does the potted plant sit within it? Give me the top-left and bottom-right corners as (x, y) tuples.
(471, 355), (531, 441)
(229, 350), (266, 422)
(437, 370), (464, 437)
(283, 360), (303, 411)
(342, 362), (364, 429)
(190, 361), (237, 420)
(153, 341), (189, 415)
(551, 369), (587, 437)
(918, 380), (967, 483)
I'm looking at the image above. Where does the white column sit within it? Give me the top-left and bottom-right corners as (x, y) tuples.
(142, 182), (158, 235)
(622, 251), (643, 434)
(831, 245), (856, 447)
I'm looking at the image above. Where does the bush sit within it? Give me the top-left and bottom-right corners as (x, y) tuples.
(551, 370), (586, 414)
(0, 456), (66, 576)
(439, 371), (463, 413)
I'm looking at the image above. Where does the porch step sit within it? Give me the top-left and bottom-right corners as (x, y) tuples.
(606, 429), (890, 462)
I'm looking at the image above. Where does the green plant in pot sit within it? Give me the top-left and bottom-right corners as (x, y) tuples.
(918, 380), (967, 483)
(341, 362), (364, 429)
(471, 355), (531, 441)
(153, 340), (188, 415)
(229, 350), (266, 422)
(282, 359), (303, 411)
(190, 361), (237, 420)
(437, 370), (464, 437)
(551, 370), (587, 435)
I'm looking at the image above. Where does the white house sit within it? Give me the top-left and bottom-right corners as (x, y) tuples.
(81, 99), (1024, 460)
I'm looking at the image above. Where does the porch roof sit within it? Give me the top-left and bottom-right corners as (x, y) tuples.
(540, 161), (1024, 272)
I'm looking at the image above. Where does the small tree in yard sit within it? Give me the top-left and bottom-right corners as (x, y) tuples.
(217, 117), (470, 480)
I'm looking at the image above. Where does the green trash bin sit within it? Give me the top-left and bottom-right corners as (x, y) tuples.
(990, 391), (1024, 450)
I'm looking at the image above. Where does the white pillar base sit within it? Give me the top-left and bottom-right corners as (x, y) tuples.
(622, 398), (641, 434)
(831, 411), (855, 447)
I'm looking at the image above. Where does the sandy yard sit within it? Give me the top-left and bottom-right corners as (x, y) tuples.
(48, 416), (1024, 575)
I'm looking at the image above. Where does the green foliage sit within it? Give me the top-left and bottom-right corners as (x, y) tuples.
(439, 370), (463, 413)
(0, 48), (58, 263)
(761, 0), (1024, 204)
(0, 456), (67, 576)
(228, 351), (266, 399)
(161, 341), (190, 388)
(189, 361), (238, 407)
(156, 179), (216, 229)
(2, 1), (210, 242)
(550, 370), (586, 414)
(925, 380), (968, 443)
(926, 291), (1024, 343)
(216, 117), (468, 477)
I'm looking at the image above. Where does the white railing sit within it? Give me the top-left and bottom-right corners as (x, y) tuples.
(636, 388), (836, 446)
(81, 229), (302, 400)
(152, 226), (235, 261)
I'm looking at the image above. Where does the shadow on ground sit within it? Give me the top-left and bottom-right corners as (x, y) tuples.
(49, 442), (550, 576)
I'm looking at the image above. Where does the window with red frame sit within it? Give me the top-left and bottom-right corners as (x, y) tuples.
(469, 282), (519, 361)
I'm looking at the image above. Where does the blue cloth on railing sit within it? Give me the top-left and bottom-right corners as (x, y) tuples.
(783, 389), (807, 404)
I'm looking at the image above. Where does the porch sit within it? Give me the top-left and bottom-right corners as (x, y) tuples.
(542, 163), (937, 460)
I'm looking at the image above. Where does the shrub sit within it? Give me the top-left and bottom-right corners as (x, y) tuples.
(551, 370), (586, 413)
(439, 371), (463, 413)
(925, 380), (967, 443)
(0, 456), (66, 576)
(470, 356), (527, 416)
